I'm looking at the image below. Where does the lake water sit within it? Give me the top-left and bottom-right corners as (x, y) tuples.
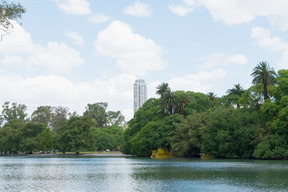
(0, 156), (288, 192)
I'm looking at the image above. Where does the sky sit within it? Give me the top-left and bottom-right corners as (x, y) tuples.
(0, 0), (288, 121)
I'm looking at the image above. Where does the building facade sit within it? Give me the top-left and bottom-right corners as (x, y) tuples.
(133, 79), (147, 114)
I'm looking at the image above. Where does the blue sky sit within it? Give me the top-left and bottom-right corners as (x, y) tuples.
(1, 0), (288, 121)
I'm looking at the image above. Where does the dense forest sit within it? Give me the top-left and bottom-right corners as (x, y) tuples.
(1, 61), (288, 159)
(0, 102), (125, 154)
(123, 62), (288, 159)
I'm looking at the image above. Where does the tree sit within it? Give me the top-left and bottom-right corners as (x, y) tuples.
(174, 91), (190, 115)
(1, 102), (27, 123)
(156, 82), (171, 98)
(251, 61), (276, 100)
(225, 84), (246, 108)
(275, 69), (288, 102)
(169, 113), (205, 157)
(37, 128), (53, 153)
(20, 122), (46, 153)
(83, 102), (108, 127)
(207, 92), (216, 102)
(57, 116), (92, 154)
(107, 111), (125, 126)
(31, 106), (53, 127)
(0, 119), (24, 154)
(227, 84), (245, 96)
(0, 0), (25, 40)
(50, 106), (69, 133)
(161, 89), (175, 115)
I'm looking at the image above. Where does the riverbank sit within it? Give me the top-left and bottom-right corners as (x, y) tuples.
(0, 151), (136, 157)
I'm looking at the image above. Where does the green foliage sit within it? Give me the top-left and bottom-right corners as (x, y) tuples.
(20, 122), (46, 153)
(238, 85), (263, 108)
(83, 102), (125, 128)
(31, 106), (53, 127)
(224, 84), (245, 108)
(253, 134), (288, 159)
(91, 126), (124, 151)
(201, 108), (259, 158)
(251, 61), (276, 100)
(129, 115), (182, 157)
(1, 102), (27, 123)
(275, 69), (288, 102)
(169, 113), (206, 157)
(0, 119), (23, 153)
(37, 128), (53, 152)
(57, 116), (92, 153)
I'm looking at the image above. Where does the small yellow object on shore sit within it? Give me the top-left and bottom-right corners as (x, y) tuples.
(151, 148), (174, 159)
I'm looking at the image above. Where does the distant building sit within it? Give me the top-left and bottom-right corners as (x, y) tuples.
(133, 79), (147, 114)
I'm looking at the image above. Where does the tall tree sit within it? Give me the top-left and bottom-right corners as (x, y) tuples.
(57, 116), (92, 154)
(0, 0), (25, 40)
(251, 61), (276, 100)
(83, 102), (108, 127)
(161, 89), (175, 115)
(31, 106), (53, 127)
(107, 111), (125, 126)
(207, 92), (216, 102)
(174, 91), (190, 115)
(50, 106), (69, 133)
(156, 82), (170, 98)
(226, 84), (245, 96)
(1, 102), (27, 122)
(226, 84), (246, 108)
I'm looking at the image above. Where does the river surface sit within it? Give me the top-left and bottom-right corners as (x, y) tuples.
(0, 156), (287, 192)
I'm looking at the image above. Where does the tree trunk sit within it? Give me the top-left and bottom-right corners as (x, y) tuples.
(264, 83), (268, 100)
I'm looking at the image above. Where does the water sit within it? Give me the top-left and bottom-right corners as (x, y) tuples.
(0, 156), (288, 192)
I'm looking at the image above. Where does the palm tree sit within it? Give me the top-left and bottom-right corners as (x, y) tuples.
(174, 93), (190, 115)
(226, 84), (245, 96)
(251, 61), (276, 100)
(161, 89), (175, 115)
(156, 82), (171, 98)
(207, 92), (216, 102)
(226, 84), (245, 108)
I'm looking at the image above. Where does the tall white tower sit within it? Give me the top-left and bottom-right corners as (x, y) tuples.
(134, 79), (147, 114)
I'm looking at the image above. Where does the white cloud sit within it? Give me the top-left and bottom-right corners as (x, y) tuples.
(226, 54), (248, 65)
(0, 73), (136, 121)
(2, 55), (24, 67)
(0, 22), (85, 74)
(123, 1), (152, 17)
(88, 14), (110, 24)
(53, 0), (91, 15)
(194, 0), (288, 30)
(251, 26), (288, 69)
(169, 5), (194, 17)
(0, 21), (36, 54)
(65, 31), (85, 46)
(198, 53), (248, 69)
(279, 50), (288, 69)
(251, 26), (288, 52)
(169, 69), (227, 93)
(27, 42), (85, 74)
(94, 20), (165, 76)
(169, 0), (197, 16)
(183, 0), (196, 6)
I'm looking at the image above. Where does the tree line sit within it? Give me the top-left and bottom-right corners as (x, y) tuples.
(0, 102), (125, 154)
(123, 61), (288, 159)
(1, 61), (287, 159)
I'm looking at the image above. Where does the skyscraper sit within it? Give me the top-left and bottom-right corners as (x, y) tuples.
(134, 79), (147, 114)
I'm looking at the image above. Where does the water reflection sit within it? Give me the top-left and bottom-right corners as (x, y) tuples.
(0, 157), (288, 192)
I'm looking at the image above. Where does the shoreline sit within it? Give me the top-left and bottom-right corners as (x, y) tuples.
(0, 151), (136, 157)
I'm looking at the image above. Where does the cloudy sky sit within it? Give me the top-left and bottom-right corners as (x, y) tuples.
(1, 0), (288, 121)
